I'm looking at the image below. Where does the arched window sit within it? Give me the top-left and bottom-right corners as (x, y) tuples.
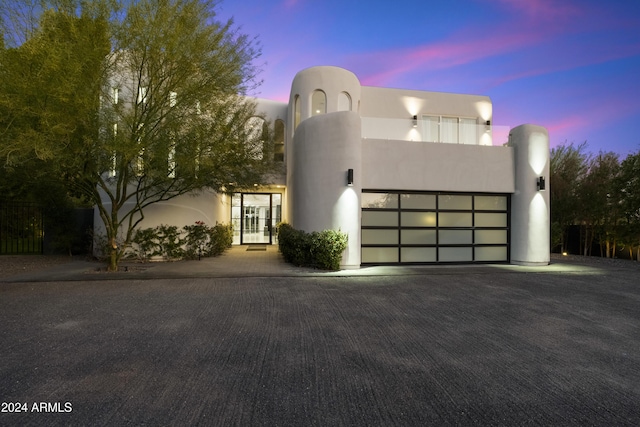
(274, 119), (285, 162)
(338, 92), (351, 111)
(312, 90), (326, 116)
(294, 95), (301, 130)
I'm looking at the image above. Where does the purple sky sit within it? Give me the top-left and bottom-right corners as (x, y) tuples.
(217, 0), (640, 156)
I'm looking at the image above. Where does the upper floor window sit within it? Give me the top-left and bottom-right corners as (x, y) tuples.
(274, 119), (285, 162)
(137, 86), (148, 104)
(422, 115), (478, 145)
(338, 92), (351, 112)
(294, 95), (301, 130)
(112, 88), (119, 105)
(312, 90), (326, 116)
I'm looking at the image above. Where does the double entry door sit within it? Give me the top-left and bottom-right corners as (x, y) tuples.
(231, 193), (282, 244)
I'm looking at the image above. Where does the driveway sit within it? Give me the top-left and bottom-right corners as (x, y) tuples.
(1, 257), (639, 426)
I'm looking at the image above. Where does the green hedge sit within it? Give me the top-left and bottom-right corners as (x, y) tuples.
(277, 222), (348, 270)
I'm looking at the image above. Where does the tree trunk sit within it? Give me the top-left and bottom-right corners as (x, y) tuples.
(612, 238), (616, 259)
(108, 235), (118, 271)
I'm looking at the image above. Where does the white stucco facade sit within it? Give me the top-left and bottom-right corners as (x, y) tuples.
(95, 65), (550, 267)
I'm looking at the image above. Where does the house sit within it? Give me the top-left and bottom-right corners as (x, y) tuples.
(96, 65), (550, 267)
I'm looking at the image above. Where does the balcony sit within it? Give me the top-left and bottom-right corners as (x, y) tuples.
(361, 116), (511, 147)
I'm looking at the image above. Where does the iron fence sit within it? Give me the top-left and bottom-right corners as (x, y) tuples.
(0, 202), (44, 254)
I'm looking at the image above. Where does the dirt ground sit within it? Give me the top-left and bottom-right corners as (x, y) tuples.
(0, 255), (79, 279)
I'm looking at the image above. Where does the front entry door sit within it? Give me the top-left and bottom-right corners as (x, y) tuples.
(232, 193), (281, 244)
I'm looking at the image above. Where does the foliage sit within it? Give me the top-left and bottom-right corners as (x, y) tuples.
(550, 141), (640, 260)
(310, 229), (349, 270)
(615, 151), (640, 260)
(207, 222), (234, 256)
(277, 223), (348, 270)
(578, 152), (620, 257)
(132, 221), (233, 261)
(183, 221), (209, 260)
(131, 227), (160, 261)
(277, 223), (312, 267)
(154, 224), (185, 261)
(550, 142), (588, 253)
(0, 0), (276, 271)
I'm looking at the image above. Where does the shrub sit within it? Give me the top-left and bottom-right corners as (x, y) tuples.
(132, 227), (160, 261)
(277, 222), (347, 270)
(310, 229), (349, 270)
(207, 222), (234, 256)
(183, 221), (209, 260)
(155, 224), (184, 260)
(132, 221), (234, 261)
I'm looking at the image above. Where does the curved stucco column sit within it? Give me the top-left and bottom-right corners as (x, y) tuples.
(510, 124), (550, 265)
(292, 112), (362, 268)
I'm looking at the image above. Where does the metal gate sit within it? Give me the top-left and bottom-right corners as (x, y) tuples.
(0, 202), (44, 254)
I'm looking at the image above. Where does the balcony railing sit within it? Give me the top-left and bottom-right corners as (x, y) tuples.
(361, 117), (511, 146)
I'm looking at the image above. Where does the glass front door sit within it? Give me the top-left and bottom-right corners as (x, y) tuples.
(232, 193), (281, 244)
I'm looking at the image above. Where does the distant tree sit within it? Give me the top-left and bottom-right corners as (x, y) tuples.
(0, 0), (276, 270)
(615, 150), (640, 260)
(579, 152), (620, 257)
(550, 142), (589, 253)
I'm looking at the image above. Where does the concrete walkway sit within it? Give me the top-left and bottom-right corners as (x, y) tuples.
(0, 244), (622, 283)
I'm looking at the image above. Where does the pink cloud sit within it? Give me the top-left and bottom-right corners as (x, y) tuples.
(356, 25), (550, 87)
(353, 0), (601, 89)
(490, 0), (581, 21)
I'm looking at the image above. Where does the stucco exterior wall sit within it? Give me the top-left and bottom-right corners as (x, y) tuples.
(510, 124), (550, 265)
(292, 111), (362, 267)
(362, 140), (514, 193)
(360, 86), (492, 120)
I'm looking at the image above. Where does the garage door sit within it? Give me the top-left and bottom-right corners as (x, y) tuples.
(361, 192), (509, 264)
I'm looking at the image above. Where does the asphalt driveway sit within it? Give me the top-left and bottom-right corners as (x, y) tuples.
(1, 260), (639, 426)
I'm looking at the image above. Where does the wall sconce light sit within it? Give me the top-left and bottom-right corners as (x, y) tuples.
(347, 169), (354, 186)
(412, 115), (418, 127)
(485, 120), (491, 126)
(537, 176), (546, 191)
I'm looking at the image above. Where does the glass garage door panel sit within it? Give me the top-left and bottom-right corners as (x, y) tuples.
(362, 229), (398, 245)
(362, 211), (398, 227)
(475, 230), (507, 244)
(475, 196), (507, 211)
(401, 212), (437, 227)
(362, 247), (398, 263)
(475, 213), (507, 227)
(401, 229), (436, 245)
(475, 246), (508, 261)
(401, 247), (436, 262)
(401, 194), (436, 209)
(439, 247), (473, 262)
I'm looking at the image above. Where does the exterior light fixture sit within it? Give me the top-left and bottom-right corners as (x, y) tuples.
(537, 176), (546, 191)
(347, 169), (354, 186)
(486, 120), (491, 126)
(412, 115), (418, 127)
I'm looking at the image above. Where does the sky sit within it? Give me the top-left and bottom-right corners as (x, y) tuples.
(216, 0), (640, 156)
